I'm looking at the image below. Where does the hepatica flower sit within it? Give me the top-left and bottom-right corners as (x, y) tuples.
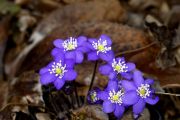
(87, 34), (114, 62)
(39, 34), (159, 119)
(98, 81), (125, 118)
(51, 36), (89, 63)
(87, 88), (101, 104)
(39, 54), (77, 90)
(99, 57), (135, 79)
(121, 70), (159, 115)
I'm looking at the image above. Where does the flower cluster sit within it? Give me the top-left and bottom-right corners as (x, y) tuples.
(39, 34), (159, 119)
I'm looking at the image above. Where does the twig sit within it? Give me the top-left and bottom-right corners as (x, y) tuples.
(162, 84), (180, 88)
(155, 92), (180, 97)
(115, 41), (156, 56)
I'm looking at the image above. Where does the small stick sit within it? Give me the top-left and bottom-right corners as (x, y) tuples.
(162, 84), (180, 88)
(115, 41), (156, 56)
(155, 92), (180, 97)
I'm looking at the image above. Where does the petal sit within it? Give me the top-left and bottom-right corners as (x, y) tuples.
(75, 51), (84, 63)
(77, 36), (87, 46)
(116, 57), (125, 62)
(47, 61), (54, 68)
(109, 71), (117, 79)
(133, 70), (144, 87)
(65, 59), (75, 69)
(76, 46), (89, 53)
(145, 79), (154, 85)
(126, 62), (136, 71)
(114, 105), (125, 118)
(122, 91), (139, 105)
(88, 38), (97, 44)
(121, 80), (136, 91)
(133, 99), (146, 115)
(145, 96), (159, 105)
(65, 51), (76, 60)
(39, 67), (49, 75)
(102, 101), (115, 113)
(40, 72), (56, 85)
(63, 69), (77, 81)
(107, 80), (118, 92)
(97, 91), (109, 100)
(54, 53), (65, 64)
(121, 72), (133, 80)
(51, 48), (64, 57)
(100, 34), (112, 45)
(85, 42), (95, 50)
(53, 78), (65, 90)
(99, 64), (112, 75)
(87, 51), (98, 61)
(53, 39), (64, 48)
(99, 51), (114, 62)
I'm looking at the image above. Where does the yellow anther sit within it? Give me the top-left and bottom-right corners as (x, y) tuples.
(56, 68), (62, 75)
(140, 88), (146, 96)
(98, 45), (105, 51)
(114, 65), (121, 72)
(67, 44), (74, 50)
(112, 95), (119, 101)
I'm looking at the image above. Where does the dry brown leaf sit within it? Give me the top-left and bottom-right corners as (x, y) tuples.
(0, 81), (8, 109)
(0, 16), (11, 80)
(72, 105), (108, 120)
(7, 71), (43, 114)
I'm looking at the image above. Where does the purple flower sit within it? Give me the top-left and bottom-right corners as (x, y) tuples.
(98, 80), (125, 118)
(121, 70), (159, 115)
(87, 88), (101, 104)
(99, 57), (135, 80)
(51, 36), (89, 63)
(86, 34), (114, 62)
(39, 54), (77, 90)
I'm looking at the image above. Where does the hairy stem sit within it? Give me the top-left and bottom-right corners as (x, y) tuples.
(85, 61), (98, 104)
(88, 61), (98, 92)
(74, 81), (80, 107)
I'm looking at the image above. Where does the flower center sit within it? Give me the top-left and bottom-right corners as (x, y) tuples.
(62, 37), (78, 51)
(137, 84), (151, 98)
(98, 45), (105, 51)
(49, 61), (67, 79)
(92, 38), (111, 55)
(114, 65), (121, 72)
(108, 89), (124, 105)
(112, 94), (119, 101)
(140, 88), (146, 95)
(55, 68), (62, 75)
(112, 59), (128, 73)
(90, 91), (99, 102)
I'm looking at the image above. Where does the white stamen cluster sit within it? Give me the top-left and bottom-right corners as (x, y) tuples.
(48, 61), (67, 79)
(137, 84), (151, 98)
(112, 59), (128, 73)
(62, 37), (78, 51)
(92, 38), (111, 55)
(108, 89), (124, 105)
(90, 91), (99, 102)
